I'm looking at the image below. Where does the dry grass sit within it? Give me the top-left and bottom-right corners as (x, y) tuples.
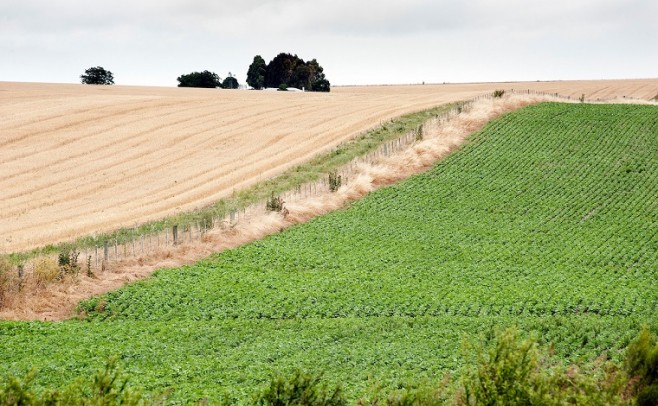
(1, 79), (657, 254)
(1, 92), (565, 321)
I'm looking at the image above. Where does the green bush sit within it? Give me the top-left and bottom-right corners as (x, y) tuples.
(254, 370), (345, 406)
(58, 249), (80, 277)
(462, 327), (625, 405)
(462, 328), (541, 405)
(637, 384), (658, 406)
(625, 326), (658, 402)
(0, 358), (144, 405)
(492, 90), (505, 98)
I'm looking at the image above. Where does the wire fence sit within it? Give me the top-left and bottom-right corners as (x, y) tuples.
(9, 88), (646, 278)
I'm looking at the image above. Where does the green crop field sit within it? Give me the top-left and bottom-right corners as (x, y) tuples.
(1, 102), (657, 403)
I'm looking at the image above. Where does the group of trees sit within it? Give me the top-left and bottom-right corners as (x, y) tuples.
(246, 53), (330, 92)
(80, 66), (114, 85)
(176, 71), (239, 89)
(80, 52), (330, 92)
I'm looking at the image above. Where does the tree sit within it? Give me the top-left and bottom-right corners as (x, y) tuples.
(80, 66), (114, 85)
(222, 72), (239, 89)
(264, 53), (299, 89)
(255, 52), (331, 92)
(246, 55), (266, 89)
(307, 59), (330, 92)
(177, 70), (222, 88)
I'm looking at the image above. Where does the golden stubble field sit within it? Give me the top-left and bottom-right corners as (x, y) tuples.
(1, 79), (657, 253)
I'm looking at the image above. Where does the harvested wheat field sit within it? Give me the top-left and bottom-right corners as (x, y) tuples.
(1, 79), (657, 253)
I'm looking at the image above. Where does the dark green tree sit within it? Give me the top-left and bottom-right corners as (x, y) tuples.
(222, 72), (239, 89)
(264, 53), (299, 89)
(177, 70), (222, 88)
(261, 53), (330, 92)
(246, 55), (267, 89)
(80, 66), (114, 85)
(307, 59), (330, 92)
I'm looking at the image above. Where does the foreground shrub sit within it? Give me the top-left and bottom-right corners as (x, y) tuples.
(0, 358), (144, 405)
(254, 370), (346, 406)
(625, 326), (658, 404)
(462, 327), (625, 405)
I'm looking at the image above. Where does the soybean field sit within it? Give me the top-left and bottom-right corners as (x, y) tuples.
(1, 102), (657, 403)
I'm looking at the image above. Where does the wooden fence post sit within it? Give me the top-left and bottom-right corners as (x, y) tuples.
(173, 225), (178, 245)
(103, 241), (109, 263)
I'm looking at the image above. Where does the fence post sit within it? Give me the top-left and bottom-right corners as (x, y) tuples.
(103, 241), (109, 264)
(173, 225), (178, 245)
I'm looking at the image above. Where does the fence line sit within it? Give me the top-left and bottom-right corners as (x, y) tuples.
(11, 88), (635, 276)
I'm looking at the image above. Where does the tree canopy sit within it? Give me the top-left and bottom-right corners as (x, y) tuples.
(247, 53), (330, 92)
(246, 55), (266, 90)
(222, 73), (239, 89)
(177, 70), (222, 88)
(80, 66), (114, 85)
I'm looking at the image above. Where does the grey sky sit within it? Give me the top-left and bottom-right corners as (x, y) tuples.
(1, 0), (656, 86)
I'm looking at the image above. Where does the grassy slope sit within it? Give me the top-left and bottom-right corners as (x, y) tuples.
(2, 103), (657, 402)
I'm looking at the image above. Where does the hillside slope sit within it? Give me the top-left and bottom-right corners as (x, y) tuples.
(1, 102), (656, 402)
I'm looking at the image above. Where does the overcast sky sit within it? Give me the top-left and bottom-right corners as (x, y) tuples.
(1, 0), (656, 87)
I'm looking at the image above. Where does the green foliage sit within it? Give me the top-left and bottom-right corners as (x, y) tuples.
(278, 84), (289, 91)
(264, 53), (330, 92)
(637, 385), (658, 406)
(222, 73), (239, 89)
(328, 171), (342, 192)
(0, 359), (144, 405)
(492, 90), (505, 98)
(462, 328), (625, 405)
(463, 328), (541, 405)
(625, 326), (658, 401)
(254, 370), (346, 406)
(58, 249), (80, 277)
(247, 55), (267, 89)
(177, 70), (222, 88)
(80, 66), (114, 85)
